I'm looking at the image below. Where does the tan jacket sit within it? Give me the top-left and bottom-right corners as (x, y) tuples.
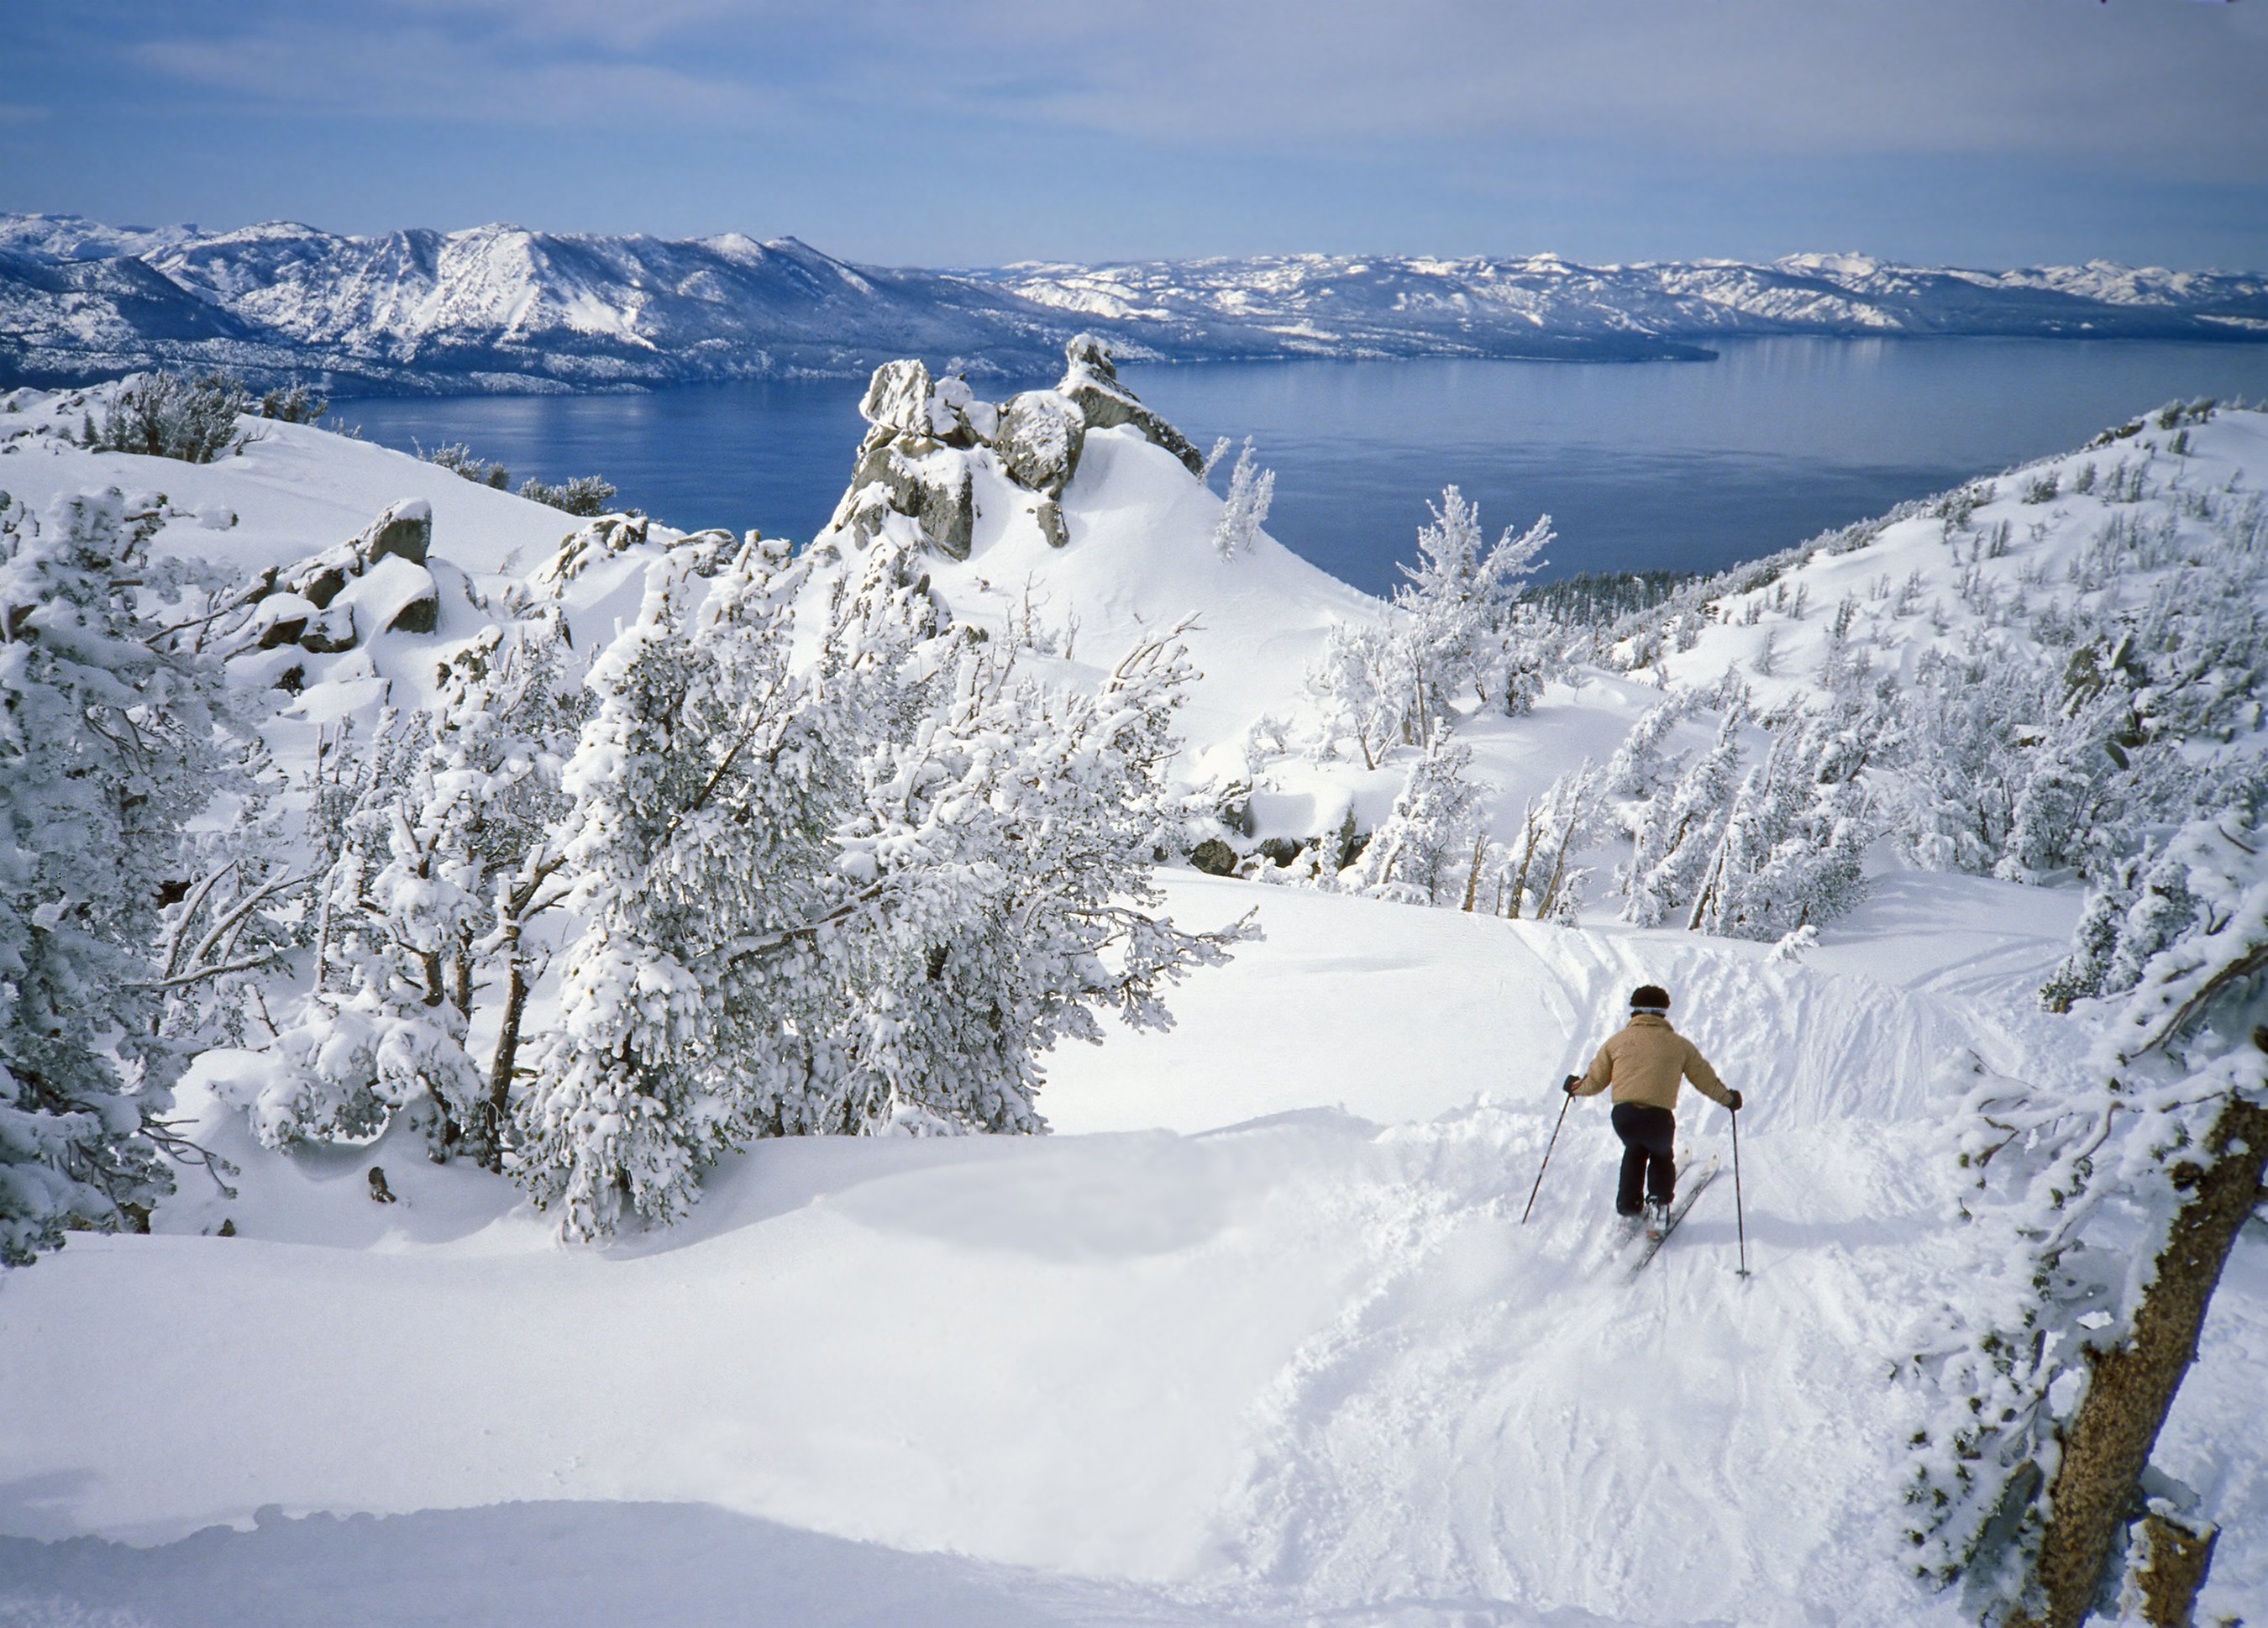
(1571, 1014), (1735, 1111)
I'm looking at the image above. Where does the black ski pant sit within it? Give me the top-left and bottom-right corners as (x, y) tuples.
(1610, 1103), (1677, 1215)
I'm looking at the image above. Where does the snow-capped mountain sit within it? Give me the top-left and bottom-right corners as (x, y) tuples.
(0, 215), (1078, 392)
(4, 212), (2265, 394)
(972, 249), (2268, 356)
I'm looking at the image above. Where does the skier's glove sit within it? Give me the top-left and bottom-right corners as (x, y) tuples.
(1726, 1089), (1744, 1112)
(1562, 1074), (1581, 1095)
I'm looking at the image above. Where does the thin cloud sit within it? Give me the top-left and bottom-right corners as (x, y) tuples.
(113, 0), (2268, 174)
(382, 0), (812, 52)
(832, 0), (2268, 174)
(134, 24), (779, 129)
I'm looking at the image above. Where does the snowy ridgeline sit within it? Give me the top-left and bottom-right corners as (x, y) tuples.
(4, 210), (2267, 392)
(2, 350), (2266, 1628)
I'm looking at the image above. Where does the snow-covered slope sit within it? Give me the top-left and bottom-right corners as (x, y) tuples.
(6, 871), (2260, 1627)
(1631, 401), (2268, 717)
(1, 382), (2263, 1628)
(0, 383), (575, 580)
(6, 212), (2265, 393)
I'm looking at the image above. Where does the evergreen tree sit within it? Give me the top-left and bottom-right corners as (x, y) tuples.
(1210, 439), (1274, 560)
(1307, 618), (1410, 772)
(515, 533), (1246, 1239)
(1906, 814), (2268, 1627)
(1602, 694), (1693, 798)
(1499, 762), (1598, 921)
(1395, 486), (1551, 724)
(1688, 717), (1871, 940)
(1621, 709), (1744, 927)
(514, 534), (771, 1238)
(244, 615), (591, 1164)
(1351, 730), (1480, 907)
(0, 491), (226, 1263)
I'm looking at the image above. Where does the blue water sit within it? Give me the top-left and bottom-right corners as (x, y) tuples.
(335, 339), (2268, 596)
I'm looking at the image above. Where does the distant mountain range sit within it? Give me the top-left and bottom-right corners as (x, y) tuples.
(4, 213), (2264, 396)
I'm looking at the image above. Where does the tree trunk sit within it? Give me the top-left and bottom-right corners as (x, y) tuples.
(479, 958), (533, 1174)
(1536, 787), (1586, 922)
(2136, 1512), (2217, 1628)
(2021, 1089), (2268, 1628)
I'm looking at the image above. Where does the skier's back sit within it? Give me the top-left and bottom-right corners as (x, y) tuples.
(1565, 984), (1741, 1237)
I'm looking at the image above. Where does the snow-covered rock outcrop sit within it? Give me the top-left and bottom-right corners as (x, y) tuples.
(812, 338), (1381, 757)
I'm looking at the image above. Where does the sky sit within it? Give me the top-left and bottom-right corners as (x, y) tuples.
(4, 0), (2266, 270)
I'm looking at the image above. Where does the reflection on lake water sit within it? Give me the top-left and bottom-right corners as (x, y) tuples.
(338, 338), (2268, 596)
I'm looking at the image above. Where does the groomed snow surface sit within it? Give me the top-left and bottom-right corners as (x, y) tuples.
(6, 874), (2261, 1628)
(2, 394), (2265, 1627)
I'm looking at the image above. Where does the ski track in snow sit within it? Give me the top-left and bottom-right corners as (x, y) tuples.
(1131, 889), (2013, 1628)
(0, 880), (2128, 1628)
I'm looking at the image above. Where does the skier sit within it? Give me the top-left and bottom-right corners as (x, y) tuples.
(1563, 984), (1741, 1239)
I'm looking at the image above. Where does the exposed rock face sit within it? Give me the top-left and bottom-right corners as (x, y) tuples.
(364, 498), (432, 566)
(831, 363), (984, 559)
(1188, 838), (1240, 876)
(861, 360), (954, 440)
(299, 604), (357, 654)
(254, 593), (315, 649)
(996, 390), (1084, 498)
(1055, 333), (1206, 476)
(1033, 496), (1069, 550)
(837, 437), (978, 559)
(282, 542), (359, 609)
(329, 553), (438, 637)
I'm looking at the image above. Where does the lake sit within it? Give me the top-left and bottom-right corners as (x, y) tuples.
(337, 339), (2268, 596)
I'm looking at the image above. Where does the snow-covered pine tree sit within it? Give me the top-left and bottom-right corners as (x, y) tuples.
(1620, 708), (1744, 927)
(1395, 486), (1551, 724)
(441, 617), (595, 1163)
(1995, 689), (2133, 885)
(1904, 812), (2268, 1627)
(1484, 601), (1559, 719)
(513, 533), (776, 1239)
(1210, 438), (1274, 560)
(2040, 851), (2151, 1016)
(1687, 717), (1871, 940)
(154, 733), (302, 1053)
(242, 613), (591, 1165)
(1307, 617), (1410, 772)
(1351, 728), (1480, 907)
(1602, 693), (1693, 798)
(1499, 761), (1598, 921)
(254, 708), (486, 1152)
(1894, 639), (2043, 875)
(0, 490), (227, 1264)
(802, 575), (1247, 1137)
(516, 532), (1247, 1240)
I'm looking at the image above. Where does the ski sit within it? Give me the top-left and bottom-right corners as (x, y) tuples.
(1624, 1153), (1723, 1280)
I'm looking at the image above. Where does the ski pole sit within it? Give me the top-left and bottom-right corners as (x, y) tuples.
(1520, 1081), (1575, 1225)
(1730, 1102), (1751, 1278)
